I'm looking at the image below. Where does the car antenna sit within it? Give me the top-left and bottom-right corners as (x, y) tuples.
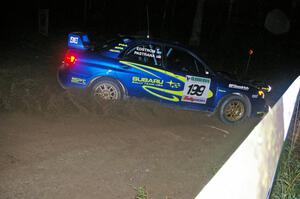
(245, 48), (254, 77)
(146, 4), (150, 39)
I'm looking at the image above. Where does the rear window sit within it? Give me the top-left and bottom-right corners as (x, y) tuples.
(100, 39), (129, 53)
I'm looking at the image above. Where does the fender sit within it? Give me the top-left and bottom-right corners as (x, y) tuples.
(88, 76), (128, 99)
(213, 92), (252, 117)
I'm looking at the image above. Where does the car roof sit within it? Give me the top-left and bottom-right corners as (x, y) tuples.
(118, 35), (206, 60)
(117, 35), (188, 49)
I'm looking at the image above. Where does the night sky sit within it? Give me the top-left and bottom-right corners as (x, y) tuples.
(2, 0), (300, 71)
(3, 0), (299, 37)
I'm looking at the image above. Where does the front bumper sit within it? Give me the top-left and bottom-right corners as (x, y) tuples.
(256, 104), (269, 117)
(251, 98), (269, 117)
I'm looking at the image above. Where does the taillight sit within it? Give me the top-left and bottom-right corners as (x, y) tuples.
(64, 53), (77, 66)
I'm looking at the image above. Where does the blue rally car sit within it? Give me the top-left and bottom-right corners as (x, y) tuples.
(57, 32), (269, 124)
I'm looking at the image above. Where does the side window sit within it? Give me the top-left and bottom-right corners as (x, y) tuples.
(124, 44), (162, 67)
(194, 59), (206, 75)
(165, 46), (205, 74)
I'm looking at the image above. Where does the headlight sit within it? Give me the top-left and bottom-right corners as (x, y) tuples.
(258, 90), (265, 98)
(267, 85), (272, 92)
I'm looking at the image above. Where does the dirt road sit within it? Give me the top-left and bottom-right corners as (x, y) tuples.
(0, 32), (296, 199)
(0, 100), (258, 199)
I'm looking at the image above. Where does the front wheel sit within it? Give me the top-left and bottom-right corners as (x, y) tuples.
(91, 79), (122, 100)
(218, 95), (250, 124)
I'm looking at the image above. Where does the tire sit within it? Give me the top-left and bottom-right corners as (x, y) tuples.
(218, 95), (250, 125)
(91, 78), (123, 100)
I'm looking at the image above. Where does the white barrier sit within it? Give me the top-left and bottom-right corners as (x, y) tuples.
(195, 76), (300, 199)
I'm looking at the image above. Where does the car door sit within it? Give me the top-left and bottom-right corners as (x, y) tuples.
(162, 45), (217, 111)
(117, 42), (165, 101)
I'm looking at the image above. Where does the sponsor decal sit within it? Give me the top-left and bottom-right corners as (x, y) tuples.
(109, 49), (121, 53)
(70, 36), (79, 44)
(71, 77), (86, 85)
(218, 89), (227, 93)
(120, 61), (214, 102)
(182, 75), (211, 104)
(114, 46), (124, 50)
(187, 76), (210, 83)
(118, 43), (127, 47)
(252, 94), (258, 98)
(228, 83), (249, 91)
(132, 76), (164, 87)
(183, 96), (206, 103)
(166, 80), (181, 88)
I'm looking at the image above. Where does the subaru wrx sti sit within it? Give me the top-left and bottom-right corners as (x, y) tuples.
(57, 32), (269, 124)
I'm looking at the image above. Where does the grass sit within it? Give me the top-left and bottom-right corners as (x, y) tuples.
(129, 184), (148, 199)
(134, 186), (148, 199)
(270, 109), (300, 199)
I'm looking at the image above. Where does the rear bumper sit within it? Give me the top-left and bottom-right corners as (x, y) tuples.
(57, 64), (69, 89)
(57, 64), (89, 89)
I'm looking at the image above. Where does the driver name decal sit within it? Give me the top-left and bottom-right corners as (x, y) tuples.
(134, 46), (162, 59)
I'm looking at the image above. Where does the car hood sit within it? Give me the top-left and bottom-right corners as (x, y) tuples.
(216, 71), (258, 92)
(216, 71), (271, 92)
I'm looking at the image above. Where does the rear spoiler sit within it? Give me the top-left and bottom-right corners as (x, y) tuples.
(67, 32), (91, 50)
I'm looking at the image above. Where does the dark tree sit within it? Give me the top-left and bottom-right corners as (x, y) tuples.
(189, 0), (206, 46)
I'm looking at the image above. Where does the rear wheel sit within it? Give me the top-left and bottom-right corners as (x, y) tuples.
(218, 95), (250, 124)
(91, 79), (122, 100)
